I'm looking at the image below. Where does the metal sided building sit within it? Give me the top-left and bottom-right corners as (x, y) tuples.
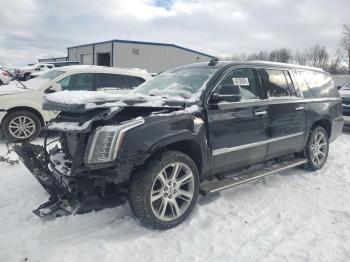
(67, 39), (214, 73)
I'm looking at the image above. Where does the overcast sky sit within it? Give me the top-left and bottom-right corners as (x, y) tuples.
(0, 0), (349, 66)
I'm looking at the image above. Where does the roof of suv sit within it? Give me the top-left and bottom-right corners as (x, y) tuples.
(183, 60), (325, 73)
(57, 65), (151, 78)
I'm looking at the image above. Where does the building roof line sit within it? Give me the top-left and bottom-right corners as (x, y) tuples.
(67, 39), (214, 58)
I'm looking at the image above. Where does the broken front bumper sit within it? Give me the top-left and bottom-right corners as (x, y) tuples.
(14, 143), (125, 218)
(14, 143), (79, 217)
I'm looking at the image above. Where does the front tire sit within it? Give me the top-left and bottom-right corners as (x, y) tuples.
(129, 151), (199, 230)
(303, 126), (329, 170)
(1, 111), (41, 142)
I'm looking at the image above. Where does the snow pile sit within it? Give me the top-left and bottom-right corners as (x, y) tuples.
(1, 133), (350, 261)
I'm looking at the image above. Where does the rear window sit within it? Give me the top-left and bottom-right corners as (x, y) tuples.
(124, 75), (146, 87)
(96, 73), (130, 89)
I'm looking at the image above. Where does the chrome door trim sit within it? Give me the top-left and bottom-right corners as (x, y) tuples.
(254, 110), (267, 116)
(212, 132), (304, 156)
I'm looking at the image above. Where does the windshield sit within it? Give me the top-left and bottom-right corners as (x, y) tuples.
(38, 70), (65, 81)
(133, 67), (217, 99)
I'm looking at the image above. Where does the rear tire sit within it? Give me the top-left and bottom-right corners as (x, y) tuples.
(1, 110), (41, 142)
(302, 126), (329, 171)
(129, 151), (199, 230)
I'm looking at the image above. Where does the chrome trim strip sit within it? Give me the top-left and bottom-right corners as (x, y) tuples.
(212, 132), (304, 156)
(254, 110), (267, 116)
(211, 97), (340, 109)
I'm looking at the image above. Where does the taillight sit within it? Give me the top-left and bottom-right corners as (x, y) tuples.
(2, 72), (9, 77)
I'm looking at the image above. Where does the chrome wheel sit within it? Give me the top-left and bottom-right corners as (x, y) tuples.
(8, 116), (36, 139)
(310, 131), (327, 166)
(150, 163), (195, 222)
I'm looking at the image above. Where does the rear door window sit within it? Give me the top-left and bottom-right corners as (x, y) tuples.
(261, 69), (296, 98)
(96, 73), (130, 89)
(57, 73), (94, 91)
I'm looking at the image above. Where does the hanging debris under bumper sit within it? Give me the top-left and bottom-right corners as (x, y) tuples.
(14, 143), (125, 218)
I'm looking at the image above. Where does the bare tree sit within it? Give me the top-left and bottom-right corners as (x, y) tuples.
(306, 45), (329, 69)
(327, 55), (341, 74)
(294, 50), (308, 65)
(248, 51), (269, 61)
(225, 53), (248, 61)
(339, 24), (350, 73)
(268, 48), (291, 63)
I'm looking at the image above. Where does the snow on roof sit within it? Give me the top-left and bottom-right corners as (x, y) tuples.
(56, 65), (151, 77)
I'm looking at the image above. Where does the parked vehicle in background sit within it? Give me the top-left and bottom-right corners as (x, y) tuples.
(0, 65), (151, 141)
(14, 60), (344, 229)
(339, 80), (350, 116)
(17, 63), (55, 81)
(49, 61), (80, 67)
(0, 69), (11, 85)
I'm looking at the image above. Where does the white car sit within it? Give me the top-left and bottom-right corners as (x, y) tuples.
(0, 69), (11, 85)
(0, 65), (151, 142)
(17, 63), (55, 81)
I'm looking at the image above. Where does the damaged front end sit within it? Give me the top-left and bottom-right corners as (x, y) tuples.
(14, 92), (198, 218)
(14, 141), (127, 218)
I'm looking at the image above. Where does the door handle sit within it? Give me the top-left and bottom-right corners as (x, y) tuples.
(254, 110), (267, 116)
(295, 106), (304, 111)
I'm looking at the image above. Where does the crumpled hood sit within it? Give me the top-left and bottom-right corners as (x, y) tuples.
(43, 90), (187, 113)
(44, 91), (201, 133)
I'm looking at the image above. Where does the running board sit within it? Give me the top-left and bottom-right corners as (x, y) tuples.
(200, 158), (307, 195)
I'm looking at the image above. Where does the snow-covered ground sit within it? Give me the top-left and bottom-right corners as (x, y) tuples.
(1, 132), (350, 262)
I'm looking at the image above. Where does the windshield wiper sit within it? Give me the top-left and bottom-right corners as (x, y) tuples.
(0, 68), (27, 89)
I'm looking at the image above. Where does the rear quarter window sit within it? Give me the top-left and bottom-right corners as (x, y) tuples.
(294, 70), (337, 98)
(124, 75), (146, 88)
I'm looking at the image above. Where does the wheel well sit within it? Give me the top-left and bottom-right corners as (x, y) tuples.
(311, 119), (331, 138)
(159, 140), (203, 174)
(6, 107), (45, 127)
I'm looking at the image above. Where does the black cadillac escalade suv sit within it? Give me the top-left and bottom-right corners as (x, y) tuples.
(15, 59), (344, 229)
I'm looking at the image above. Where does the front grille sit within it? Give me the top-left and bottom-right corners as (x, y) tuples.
(61, 132), (79, 159)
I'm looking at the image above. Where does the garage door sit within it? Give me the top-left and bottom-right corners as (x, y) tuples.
(80, 54), (92, 65)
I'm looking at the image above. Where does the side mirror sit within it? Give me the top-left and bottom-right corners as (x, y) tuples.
(45, 83), (62, 94)
(337, 85), (342, 90)
(210, 84), (242, 103)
